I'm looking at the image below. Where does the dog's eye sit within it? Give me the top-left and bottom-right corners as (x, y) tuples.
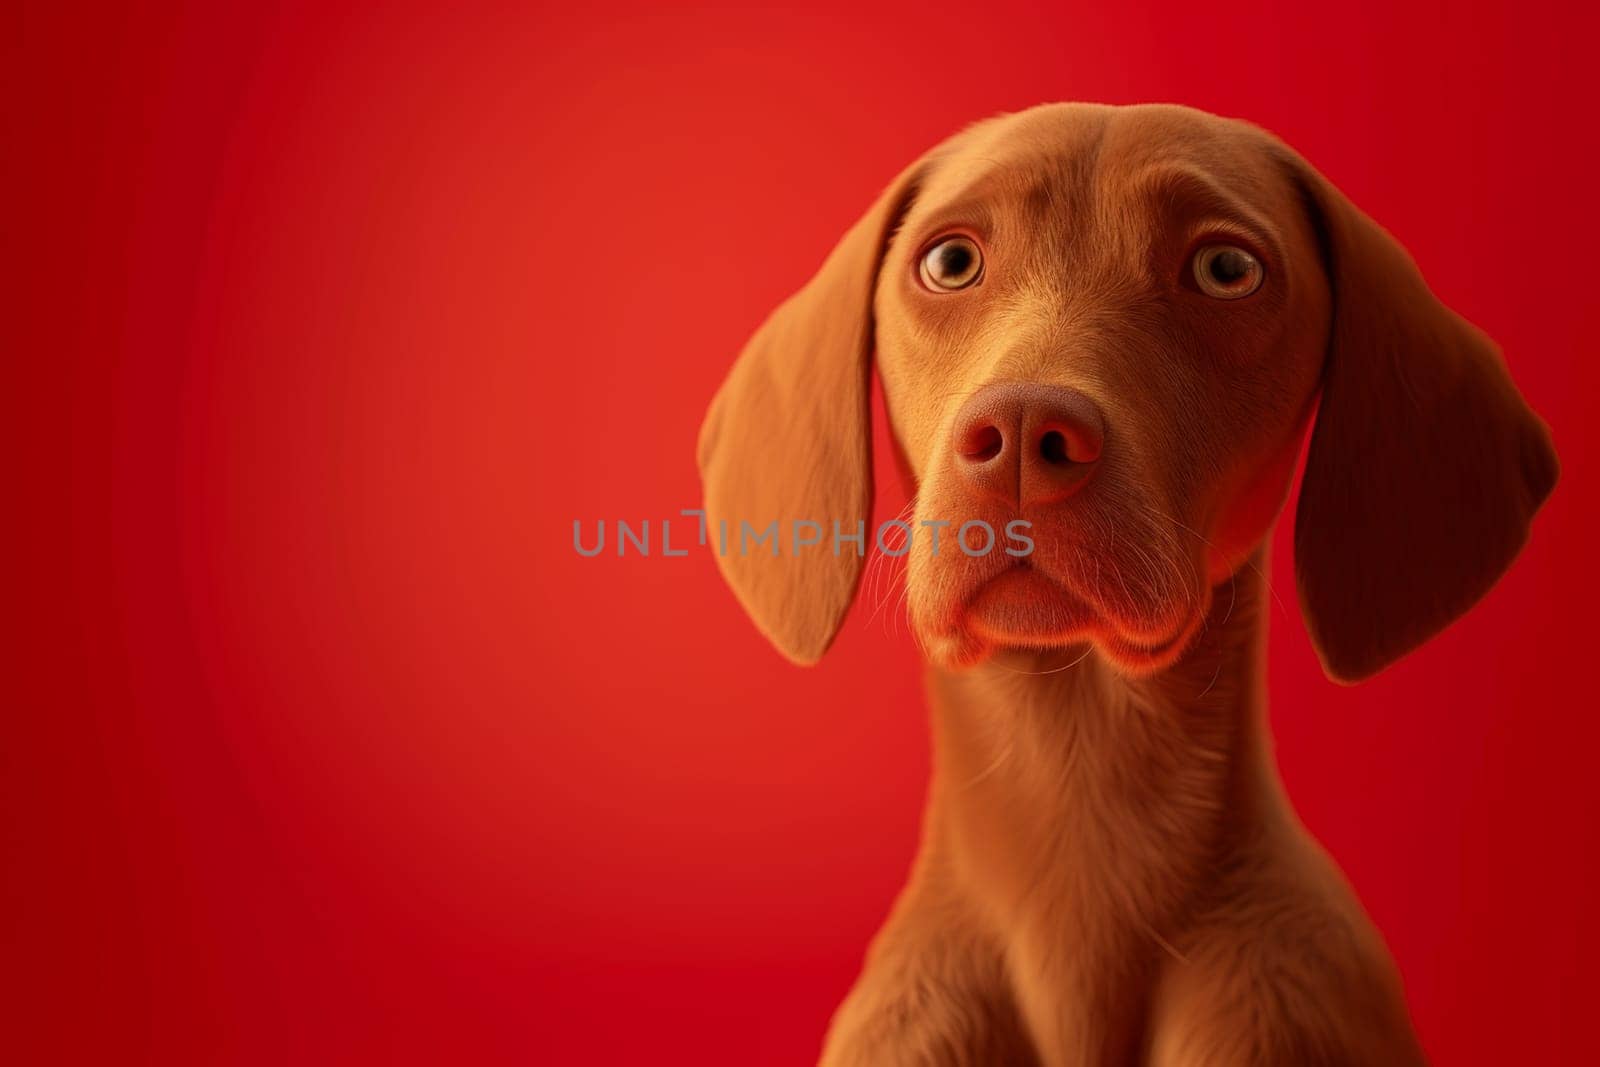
(919, 236), (983, 291)
(1191, 244), (1264, 299)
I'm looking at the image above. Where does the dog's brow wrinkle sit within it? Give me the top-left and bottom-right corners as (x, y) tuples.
(927, 156), (1013, 212)
(1023, 178), (1056, 218)
(1131, 166), (1275, 244)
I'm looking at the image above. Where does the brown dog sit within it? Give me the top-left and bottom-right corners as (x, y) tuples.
(698, 104), (1556, 1066)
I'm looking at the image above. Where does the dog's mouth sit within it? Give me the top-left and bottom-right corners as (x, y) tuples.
(965, 561), (1095, 643)
(923, 555), (1203, 673)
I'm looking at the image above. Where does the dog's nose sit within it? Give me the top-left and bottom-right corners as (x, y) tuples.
(952, 382), (1105, 505)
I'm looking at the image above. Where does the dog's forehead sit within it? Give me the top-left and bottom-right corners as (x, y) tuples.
(917, 103), (1283, 219)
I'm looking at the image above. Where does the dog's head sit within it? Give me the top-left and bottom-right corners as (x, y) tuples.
(699, 103), (1556, 682)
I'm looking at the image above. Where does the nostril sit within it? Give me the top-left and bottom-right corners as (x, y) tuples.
(1039, 429), (1070, 466)
(1037, 416), (1103, 467)
(961, 424), (1004, 463)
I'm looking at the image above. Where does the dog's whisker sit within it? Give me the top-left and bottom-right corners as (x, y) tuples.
(988, 643), (1095, 676)
(1145, 507), (1287, 620)
(961, 735), (1016, 788)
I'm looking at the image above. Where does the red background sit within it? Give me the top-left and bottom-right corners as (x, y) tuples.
(11, 2), (1599, 1063)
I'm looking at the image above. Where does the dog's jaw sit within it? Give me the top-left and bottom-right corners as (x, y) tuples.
(909, 541), (1213, 676)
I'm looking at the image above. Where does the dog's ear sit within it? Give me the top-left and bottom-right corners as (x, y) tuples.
(1287, 154), (1558, 684)
(698, 160), (927, 664)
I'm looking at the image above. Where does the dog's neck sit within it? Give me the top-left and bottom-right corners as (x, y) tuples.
(920, 549), (1289, 1042)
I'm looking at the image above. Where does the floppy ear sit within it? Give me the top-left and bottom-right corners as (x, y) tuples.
(698, 161), (926, 664)
(1289, 156), (1558, 683)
